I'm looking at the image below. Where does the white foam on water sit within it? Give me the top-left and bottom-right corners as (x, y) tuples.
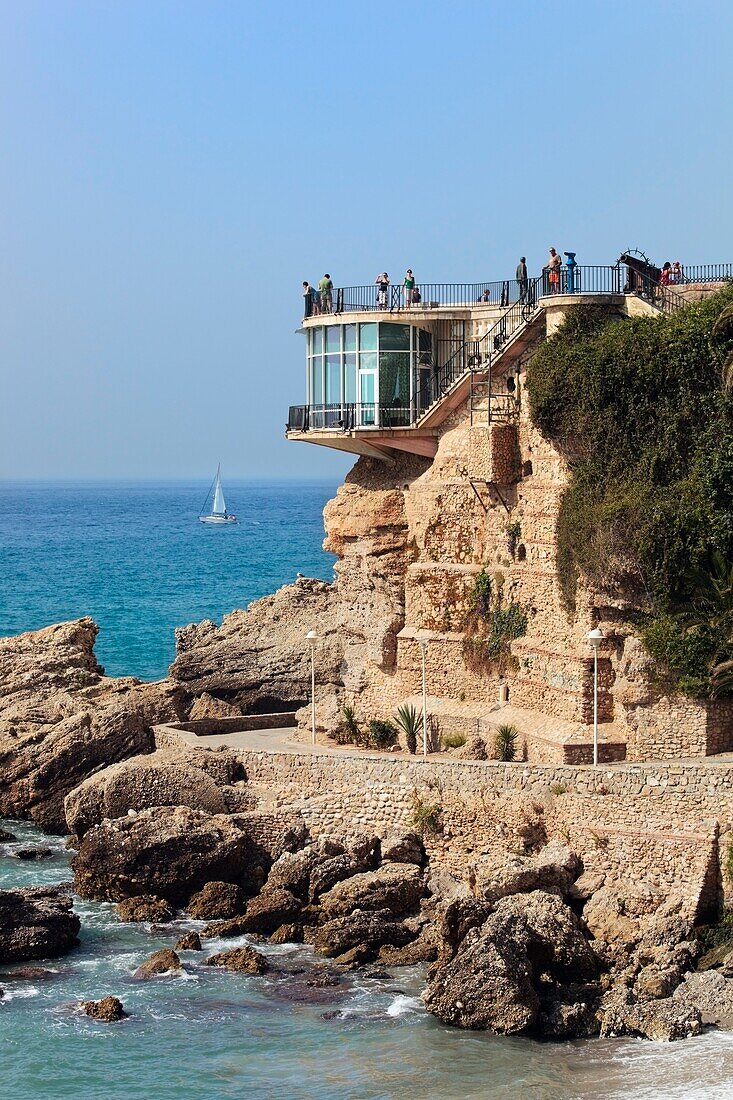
(385, 994), (422, 1018)
(0, 986), (40, 1001)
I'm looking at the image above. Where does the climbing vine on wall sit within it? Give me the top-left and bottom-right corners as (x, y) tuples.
(464, 568), (528, 673)
(525, 289), (733, 697)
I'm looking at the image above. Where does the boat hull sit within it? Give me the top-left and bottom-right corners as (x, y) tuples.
(199, 515), (237, 524)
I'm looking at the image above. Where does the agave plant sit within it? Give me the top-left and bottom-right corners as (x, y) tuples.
(494, 723), (519, 762)
(395, 703), (420, 754)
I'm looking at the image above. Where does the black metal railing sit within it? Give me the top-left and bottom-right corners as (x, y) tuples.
(678, 263), (733, 284)
(287, 402), (414, 432)
(302, 279), (534, 317)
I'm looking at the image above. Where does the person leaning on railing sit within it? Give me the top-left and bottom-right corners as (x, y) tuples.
(302, 281), (315, 318)
(516, 257), (528, 301)
(403, 269), (415, 307)
(376, 272), (389, 308)
(546, 247), (562, 293)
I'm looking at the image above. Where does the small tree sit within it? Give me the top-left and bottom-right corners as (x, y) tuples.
(495, 723), (519, 761)
(395, 703), (420, 754)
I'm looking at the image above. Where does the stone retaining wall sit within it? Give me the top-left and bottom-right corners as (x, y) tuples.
(235, 749), (733, 916)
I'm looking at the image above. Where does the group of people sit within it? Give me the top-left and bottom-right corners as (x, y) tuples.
(302, 274), (333, 317)
(302, 270), (422, 317)
(375, 270), (421, 308)
(659, 260), (685, 286)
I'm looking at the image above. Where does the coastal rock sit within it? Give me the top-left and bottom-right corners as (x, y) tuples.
(188, 693), (242, 720)
(424, 891), (599, 1035)
(380, 832), (425, 866)
(82, 996), (128, 1022)
(537, 984), (601, 1039)
(263, 849), (318, 901)
(186, 881), (246, 920)
(206, 946), (270, 975)
(0, 827), (18, 842)
(171, 579), (344, 712)
(116, 895), (174, 923)
(673, 969), (733, 1028)
(0, 618), (183, 831)
(64, 746), (244, 837)
(228, 810), (310, 881)
(599, 988), (703, 1041)
(14, 846), (53, 861)
(174, 931), (202, 951)
(319, 864), (425, 918)
(133, 948), (183, 980)
(471, 840), (581, 903)
(71, 806), (251, 903)
(234, 887), (302, 935)
(269, 923), (304, 945)
(308, 839), (381, 902)
(0, 884), (80, 963)
(312, 909), (414, 961)
(378, 925), (439, 966)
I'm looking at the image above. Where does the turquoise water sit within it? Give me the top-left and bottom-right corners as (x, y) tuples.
(0, 481), (338, 680)
(3, 482), (733, 1096)
(2, 821), (733, 1100)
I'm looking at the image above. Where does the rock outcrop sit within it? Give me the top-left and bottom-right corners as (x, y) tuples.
(319, 864), (425, 918)
(0, 884), (81, 962)
(206, 946), (270, 974)
(71, 807), (252, 903)
(64, 746), (246, 837)
(116, 895), (174, 923)
(186, 881), (247, 920)
(82, 996), (128, 1021)
(423, 890), (599, 1035)
(133, 948), (183, 980)
(0, 619), (182, 831)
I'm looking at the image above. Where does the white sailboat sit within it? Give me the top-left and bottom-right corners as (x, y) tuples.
(199, 465), (237, 524)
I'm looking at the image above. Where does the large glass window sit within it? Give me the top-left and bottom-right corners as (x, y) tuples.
(305, 321), (431, 423)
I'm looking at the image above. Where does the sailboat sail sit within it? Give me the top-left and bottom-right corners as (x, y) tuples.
(212, 469), (226, 515)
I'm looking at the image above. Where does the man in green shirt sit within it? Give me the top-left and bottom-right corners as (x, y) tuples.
(318, 274), (333, 314)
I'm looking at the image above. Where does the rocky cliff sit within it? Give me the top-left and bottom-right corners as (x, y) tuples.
(0, 618), (183, 831)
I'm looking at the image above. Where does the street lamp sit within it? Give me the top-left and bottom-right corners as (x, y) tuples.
(587, 627), (604, 767)
(306, 630), (317, 746)
(418, 634), (429, 760)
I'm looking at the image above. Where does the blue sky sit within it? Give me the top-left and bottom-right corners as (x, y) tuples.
(1, 0), (731, 480)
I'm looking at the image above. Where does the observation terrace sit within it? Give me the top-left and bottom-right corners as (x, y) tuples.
(286, 259), (732, 462)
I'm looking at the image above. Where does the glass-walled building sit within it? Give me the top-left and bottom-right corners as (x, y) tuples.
(305, 321), (433, 428)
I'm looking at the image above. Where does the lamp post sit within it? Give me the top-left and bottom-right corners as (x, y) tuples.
(587, 628), (604, 767)
(306, 630), (317, 746)
(418, 635), (429, 760)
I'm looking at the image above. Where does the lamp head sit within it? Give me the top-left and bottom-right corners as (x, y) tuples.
(587, 627), (604, 649)
(306, 630), (317, 641)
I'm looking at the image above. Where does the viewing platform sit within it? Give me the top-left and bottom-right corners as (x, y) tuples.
(286, 259), (732, 461)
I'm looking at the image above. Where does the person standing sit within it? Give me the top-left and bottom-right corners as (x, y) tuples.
(403, 269), (415, 307)
(302, 281), (315, 318)
(318, 273), (333, 314)
(516, 257), (528, 301)
(376, 272), (390, 309)
(546, 248), (562, 293)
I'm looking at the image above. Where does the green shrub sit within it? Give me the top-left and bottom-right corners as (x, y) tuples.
(495, 724), (519, 761)
(465, 569), (528, 673)
(525, 289), (733, 695)
(395, 704), (420, 754)
(410, 794), (442, 836)
(468, 567), (493, 616)
(331, 704), (366, 746)
(367, 719), (398, 750)
(442, 732), (467, 749)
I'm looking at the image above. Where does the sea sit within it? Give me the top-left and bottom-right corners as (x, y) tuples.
(2, 480), (733, 1099)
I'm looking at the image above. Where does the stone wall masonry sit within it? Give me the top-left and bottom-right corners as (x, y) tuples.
(237, 748), (733, 915)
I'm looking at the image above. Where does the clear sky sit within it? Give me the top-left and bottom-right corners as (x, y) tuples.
(1, 1), (732, 481)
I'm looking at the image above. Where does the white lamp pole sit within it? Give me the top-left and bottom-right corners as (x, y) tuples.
(418, 636), (428, 760)
(587, 628), (604, 767)
(306, 630), (317, 746)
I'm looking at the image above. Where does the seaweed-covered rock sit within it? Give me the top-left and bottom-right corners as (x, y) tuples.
(0, 885), (80, 963)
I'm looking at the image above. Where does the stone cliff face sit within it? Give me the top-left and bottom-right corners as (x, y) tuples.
(169, 332), (731, 762)
(0, 618), (183, 831)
